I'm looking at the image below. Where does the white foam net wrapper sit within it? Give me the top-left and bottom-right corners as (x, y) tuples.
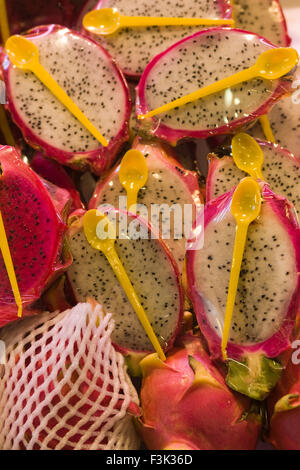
(0, 302), (141, 450)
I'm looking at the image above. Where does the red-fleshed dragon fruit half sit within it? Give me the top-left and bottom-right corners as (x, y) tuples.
(206, 140), (300, 215)
(85, 0), (233, 78)
(0, 146), (72, 327)
(0, 302), (141, 450)
(138, 334), (261, 450)
(67, 208), (184, 355)
(249, 67), (300, 157)
(232, 0), (291, 47)
(136, 28), (295, 145)
(187, 184), (300, 400)
(1, 25), (131, 175)
(89, 137), (202, 274)
(31, 152), (84, 212)
(267, 339), (300, 450)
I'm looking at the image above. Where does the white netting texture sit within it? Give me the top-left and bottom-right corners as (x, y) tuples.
(0, 302), (141, 450)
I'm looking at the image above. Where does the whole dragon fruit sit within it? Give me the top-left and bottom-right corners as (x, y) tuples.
(187, 183), (300, 400)
(267, 337), (300, 449)
(67, 208), (184, 355)
(136, 28), (294, 145)
(0, 146), (72, 327)
(31, 152), (84, 212)
(89, 138), (202, 274)
(232, 0), (291, 47)
(0, 302), (141, 450)
(206, 139), (300, 215)
(1, 25), (131, 175)
(138, 334), (261, 450)
(85, 0), (232, 78)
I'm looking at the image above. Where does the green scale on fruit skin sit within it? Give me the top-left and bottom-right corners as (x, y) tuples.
(67, 212), (182, 353)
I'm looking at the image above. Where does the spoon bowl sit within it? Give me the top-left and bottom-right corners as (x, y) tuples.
(83, 209), (115, 253)
(119, 149), (148, 212)
(257, 48), (299, 80)
(83, 8), (121, 35)
(231, 177), (262, 224)
(232, 133), (264, 180)
(5, 35), (39, 69)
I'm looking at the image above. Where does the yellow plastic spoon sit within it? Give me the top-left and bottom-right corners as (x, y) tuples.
(83, 8), (234, 36)
(119, 149), (148, 213)
(259, 115), (276, 143)
(5, 35), (108, 147)
(0, 211), (22, 317)
(221, 177), (262, 360)
(232, 133), (264, 180)
(138, 47), (299, 120)
(0, 0), (10, 44)
(83, 209), (166, 361)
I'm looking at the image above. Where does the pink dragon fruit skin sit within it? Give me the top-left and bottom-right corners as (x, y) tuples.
(267, 346), (300, 450)
(1, 25), (131, 175)
(31, 152), (84, 212)
(0, 146), (72, 327)
(136, 28), (294, 145)
(186, 184), (300, 362)
(138, 334), (261, 450)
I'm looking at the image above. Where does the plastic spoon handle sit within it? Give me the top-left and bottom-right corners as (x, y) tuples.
(30, 62), (108, 147)
(0, 211), (22, 317)
(259, 115), (276, 143)
(138, 66), (256, 119)
(0, 0), (10, 44)
(221, 221), (248, 360)
(120, 15), (234, 28)
(0, 105), (15, 146)
(104, 246), (166, 360)
(126, 187), (139, 213)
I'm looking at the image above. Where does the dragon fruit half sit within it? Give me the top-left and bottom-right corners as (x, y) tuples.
(206, 139), (300, 215)
(1, 25), (131, 175)
(0, 302), (141, 450)
(249, 67), (300, 157)
(232, 0), (291, 47)
(89, 138), (202, 274)
(0, 146), (72, 327)
(267, 341), (300, 450)
(187, 184), (300, 399)
(138, 334), (261, 450)
(85, 0), (232, 78)
(136, 28), (294, 145)
(67, 208), (184, 355)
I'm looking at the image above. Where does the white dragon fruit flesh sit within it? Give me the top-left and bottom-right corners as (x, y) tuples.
(86, 0), (233, 78)
(136, 28), (294, 145)
(1, 25), (131, 175)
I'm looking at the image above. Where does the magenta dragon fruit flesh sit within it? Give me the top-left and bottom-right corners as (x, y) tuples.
(85, 0), (233, 78)
(1, 25), (131, 175)
(232, 0), (291, 47)
(67, 208), (184, 355)
(187, 183), (300, 399)
(0, 146), (72, 327)
(89, 137), (202, 274)
(136, 28), (295, 145)
(206, 139), (300, 216)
